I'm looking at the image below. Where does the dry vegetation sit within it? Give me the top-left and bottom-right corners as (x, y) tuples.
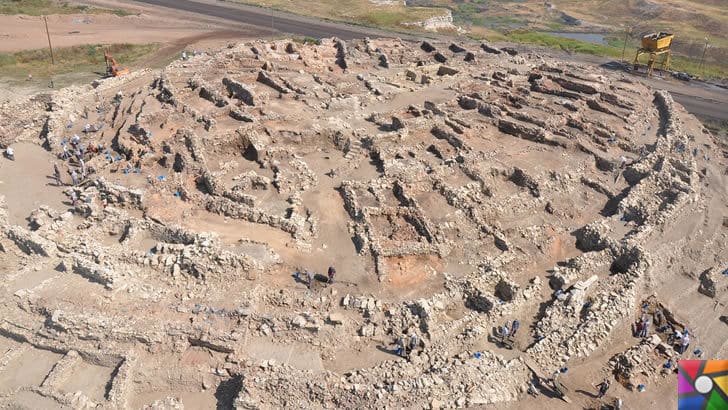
(0, 0), (135, 16)
(225, 0), (447, 31)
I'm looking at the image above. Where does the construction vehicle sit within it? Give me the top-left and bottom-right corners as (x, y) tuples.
(633, 32), (673, 76)
(104, 51), (129, 77)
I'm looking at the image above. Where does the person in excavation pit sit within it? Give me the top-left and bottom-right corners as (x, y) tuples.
(510, 319), (520, 337)
(53, 162), (62, 186)
(306, 270), (314, 290)
(327, 266), (336, 284)
(595, 377), (610, 398)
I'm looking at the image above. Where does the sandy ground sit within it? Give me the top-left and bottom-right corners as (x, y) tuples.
(0, 3), (270, 96)
(0, 13), (216, 53)
(0, 143), (69, 227)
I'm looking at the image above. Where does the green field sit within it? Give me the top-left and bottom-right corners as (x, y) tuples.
(0, 43), (159, 84)
(0, 0), (136, 16)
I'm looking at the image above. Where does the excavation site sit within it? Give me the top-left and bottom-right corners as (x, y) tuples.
(0, 37), (727, 409)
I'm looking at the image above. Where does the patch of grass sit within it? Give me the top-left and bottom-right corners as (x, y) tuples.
(506, 30), (622, 57)
(291, 36), (322, 46)
(703, 119), (728, 140)
(544, 21), (566, 31)
(0, 43), (159, 80)
(503, 30), (728, 79)
(667, 56), (728, 80)
(362, 9), (431, 28)
(226, 0), (445, 31)
(0, 0), (137, 16)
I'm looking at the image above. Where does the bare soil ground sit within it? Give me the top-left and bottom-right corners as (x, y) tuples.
(0, 13), (210, 53)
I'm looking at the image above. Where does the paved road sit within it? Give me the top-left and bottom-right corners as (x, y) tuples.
(667, 92), (727, 124)
(131, 0), (397, 40)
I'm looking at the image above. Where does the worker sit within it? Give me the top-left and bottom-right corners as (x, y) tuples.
(502, 321), (510, 339)
(552, 371), (565, 397)
(70, 191), (78, 207)
(619, 156), (627, 168)
(596, 378), (610, 398)
(654, 310), (663, 327)
(62, 143), (69, 160)
(71, 134), (80, 146)
(53, 162), (62, 186)
(327, 266), (336, 284)
(306, 270), (314, 290)
(510, 319), (520, 337)
(639, 319), (650, 338)
(681, 331), (690, 354)
(409, 332), (419, 352)
(5, 147), (14, 160)
(635, 317), (645, 337)
(669, 328), (681, 345)
(527, 380), (539, 397)
(71, 169), (78, 186)
(80, 158), (87, 178)
(396, 335), (407, 357)
(182, 51), (188, 60)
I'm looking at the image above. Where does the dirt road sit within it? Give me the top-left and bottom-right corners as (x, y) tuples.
(0, 13), (213, 53)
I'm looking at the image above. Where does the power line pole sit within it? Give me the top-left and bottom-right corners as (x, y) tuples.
(43, 15), (55, 88)
(43, 16), (55, 65)
(621, 26), (631, 63)
(698, 37), (709, 75)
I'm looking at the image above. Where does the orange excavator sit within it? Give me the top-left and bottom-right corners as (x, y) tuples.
(104, 51), (129, 77)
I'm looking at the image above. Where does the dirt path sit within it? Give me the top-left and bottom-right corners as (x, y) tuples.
(0, 13), (213, 53)
(133, 30), (257, 69)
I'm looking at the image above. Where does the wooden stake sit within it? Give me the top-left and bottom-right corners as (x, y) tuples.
(43, 16), (55, 65)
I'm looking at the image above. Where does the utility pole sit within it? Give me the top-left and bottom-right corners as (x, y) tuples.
(698, 37), (709, 75)
(43, 16), (55, 65)
(621, 26), (631, 63)
(43, 15), (55, 88)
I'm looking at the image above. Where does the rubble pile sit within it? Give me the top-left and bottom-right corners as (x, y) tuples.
(609, 335), (677, 391)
